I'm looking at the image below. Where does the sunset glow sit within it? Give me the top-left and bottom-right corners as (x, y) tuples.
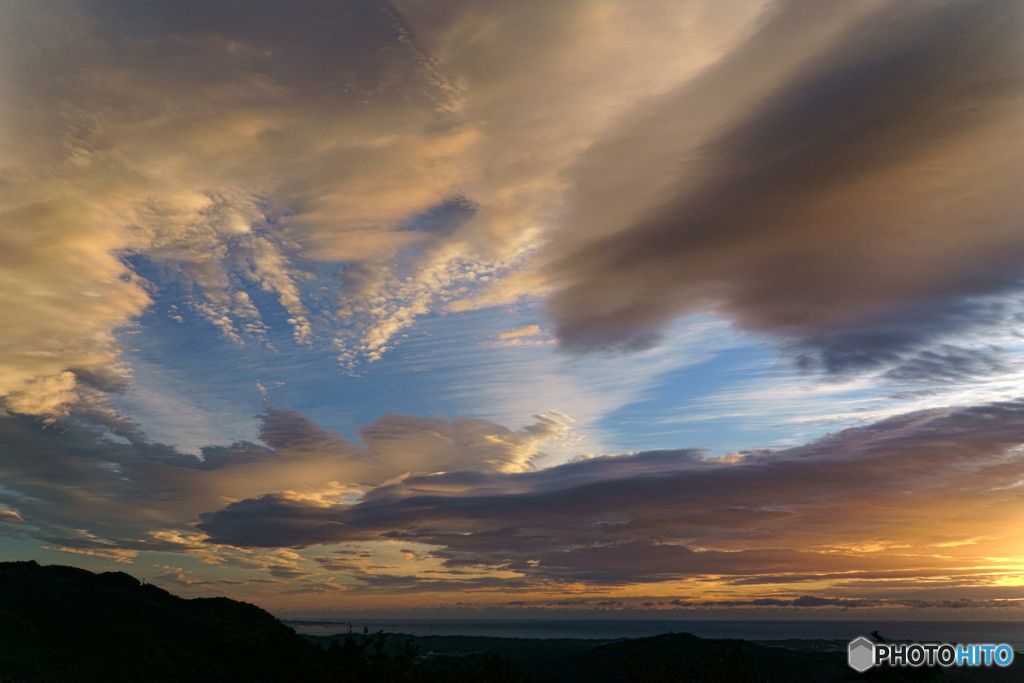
(2, 0), (1023, 621)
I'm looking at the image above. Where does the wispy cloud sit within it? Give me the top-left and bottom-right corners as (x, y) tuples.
(543, 1), (1024, 367)
(200, 400), (1024, 597)
(0, 0), (767, 423)
(0, 404), (568, 560)
(489, 325), (551, 348)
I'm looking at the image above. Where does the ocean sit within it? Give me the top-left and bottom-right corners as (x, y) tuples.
(284, 618), (1024, 648)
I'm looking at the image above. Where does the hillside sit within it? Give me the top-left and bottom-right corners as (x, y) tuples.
(0, 560), (321, 681)
(0, 561), (524, 682)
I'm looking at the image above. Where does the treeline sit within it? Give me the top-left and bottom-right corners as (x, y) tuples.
(319, 630), (529, 682)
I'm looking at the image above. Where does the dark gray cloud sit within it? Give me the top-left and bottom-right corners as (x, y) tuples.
(199, 399), (1024, 585)
(725, 568), (995, 586)
(744, 596), (869, 608)
(8, 393), (1021, 593)
(786, 294), (1022, 377)
(197, 494), (347, 549)
(880, 345), (1009, 385)
(0, 404), (560, 556)
(543, 1), (1024, 371)
(656, 594), (1024, 610)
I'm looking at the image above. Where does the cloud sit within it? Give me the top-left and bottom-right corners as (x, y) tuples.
(0, 0), (467, 414)
(489, 325), (552, 348)
(154, 568), (215, 587)
(250, 406), (569, 480)
(494, 592), (1024, 612)
(0, 1), (766, 418)
(199, 399), (1024, 590)
(880, 345), (1010, 386)
(0, 509), (25, 525)
(785, 294), (1024, 378)
(542, 1), (1024, 369)
(735, 595), (871, 608)
(45, 546), (139, 564)
(6, 391), (1024, 601)
(0, 404), (567, 556)
(495, 325), (542, 341)
(5, 0), (1020, 434)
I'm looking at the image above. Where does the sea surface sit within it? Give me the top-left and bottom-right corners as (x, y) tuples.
(284, 618), (1024, 647)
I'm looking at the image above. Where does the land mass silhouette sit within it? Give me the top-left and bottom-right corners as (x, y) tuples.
(1, 561), (1020, 681)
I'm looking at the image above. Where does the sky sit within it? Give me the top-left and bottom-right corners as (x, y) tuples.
(2, 0), (1024, 620)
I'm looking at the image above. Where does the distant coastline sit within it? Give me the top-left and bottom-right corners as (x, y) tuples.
(284, 617), (1024, 648)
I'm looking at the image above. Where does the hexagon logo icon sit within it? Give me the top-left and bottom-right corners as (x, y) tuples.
(848, 636), (875, 672)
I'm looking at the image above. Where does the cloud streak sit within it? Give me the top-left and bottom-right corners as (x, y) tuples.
(0, 405), (566, 563)
(544, 0), (1024, 369)
(0, 0), (765, 419)
(200, 399), (1024, 594)
(4, 388), (1024, 606)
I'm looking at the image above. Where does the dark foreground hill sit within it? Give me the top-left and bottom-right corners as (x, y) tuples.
(0, 561), (524, 682)
(0, 560), (322, 681)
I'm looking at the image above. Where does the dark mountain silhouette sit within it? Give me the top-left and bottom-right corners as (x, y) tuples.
(0, 561), (521, 682)
(0, 560), (321, 681)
